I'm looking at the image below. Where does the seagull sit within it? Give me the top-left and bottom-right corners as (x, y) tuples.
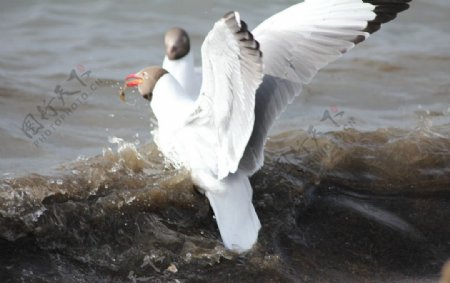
(162, 27), (201, 99)
(124, 0), (411, 252)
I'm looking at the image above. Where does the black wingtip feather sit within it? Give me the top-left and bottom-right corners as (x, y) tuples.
(222, 11), (263, 59)
(362, 0), (411, 35)
(240, 21), (248, 32)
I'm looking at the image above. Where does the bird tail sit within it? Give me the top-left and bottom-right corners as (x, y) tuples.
(204, 172), (261, 252)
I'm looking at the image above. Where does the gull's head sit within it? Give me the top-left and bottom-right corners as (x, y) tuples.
(125, 66), (168, 101)
(164, 27), (190, 60)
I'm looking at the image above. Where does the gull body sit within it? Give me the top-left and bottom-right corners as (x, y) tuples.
(125, 0), (412, 252)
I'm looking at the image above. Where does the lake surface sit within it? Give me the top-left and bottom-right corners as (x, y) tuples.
(0, 0), (449, 282)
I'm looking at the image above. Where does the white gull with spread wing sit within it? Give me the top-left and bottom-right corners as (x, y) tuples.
(124, 0), (412, 252)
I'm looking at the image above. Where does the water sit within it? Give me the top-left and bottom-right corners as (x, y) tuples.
(1, 0), (450, 282)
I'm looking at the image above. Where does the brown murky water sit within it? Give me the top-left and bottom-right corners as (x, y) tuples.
(1, 0), (450, 282)
(1, 131), (450, 282)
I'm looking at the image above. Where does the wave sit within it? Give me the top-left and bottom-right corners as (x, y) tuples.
(1, 128), (449, 281)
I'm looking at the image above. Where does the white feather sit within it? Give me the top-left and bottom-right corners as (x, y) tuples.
(162, 51), (201, 100)
(241, 0), (378, 174)
(197, 12), (263, 179)
(149, 0), (410, 252)
(151, 13), (263, 251)
(193, 170), (261, 251)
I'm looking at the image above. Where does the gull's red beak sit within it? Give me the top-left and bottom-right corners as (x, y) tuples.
(125, 74), (143, 87)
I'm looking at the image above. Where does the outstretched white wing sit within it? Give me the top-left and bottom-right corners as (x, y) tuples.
(189, 11), (263, 179)
(239, 0), (412, 174)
